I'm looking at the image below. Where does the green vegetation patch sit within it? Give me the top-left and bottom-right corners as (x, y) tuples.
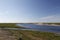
(0, 23), (20, 28)
(7, 30), (60, 40)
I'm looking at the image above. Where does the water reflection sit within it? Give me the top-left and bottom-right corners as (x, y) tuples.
(16, 23), (60, 33)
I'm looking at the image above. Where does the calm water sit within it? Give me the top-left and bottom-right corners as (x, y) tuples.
(16, 23), (60, 33)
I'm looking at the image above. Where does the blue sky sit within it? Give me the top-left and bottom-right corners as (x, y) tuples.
(0, 0), (60, 23)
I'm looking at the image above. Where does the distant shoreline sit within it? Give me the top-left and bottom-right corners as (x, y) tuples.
(34, 24), (60, 26)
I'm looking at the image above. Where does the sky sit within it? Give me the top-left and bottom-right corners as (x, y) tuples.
(0, 0), (60, 23)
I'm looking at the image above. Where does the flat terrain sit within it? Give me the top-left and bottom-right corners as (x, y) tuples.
(0, 23), (60, 40)
(0, 23), (24, 28)
(0, 29), (18, 40)
(17, 30), (60, 40)
(0, 29), (60, 40)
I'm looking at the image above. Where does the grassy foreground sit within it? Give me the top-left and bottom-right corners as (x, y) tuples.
(8, 30), (60, 40)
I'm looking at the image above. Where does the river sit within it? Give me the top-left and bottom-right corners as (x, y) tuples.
(0, 23), (60, 33)
(16, 23), (60, 33)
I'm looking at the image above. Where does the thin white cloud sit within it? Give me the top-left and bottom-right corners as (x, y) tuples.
(39, 16), (54, 20)
(39, 15), (60, 22)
